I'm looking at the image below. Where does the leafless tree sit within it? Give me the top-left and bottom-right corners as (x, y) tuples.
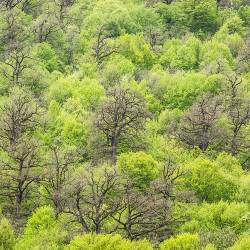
(0, 88), (41, 222)
(177, 93), (223, 152)
(111, 160), (185, 241)
(224, 74), (250, 156)
(42, 143), (79, 217)
(0, 8), (33, 85)
(33, 11), (60, 43)
(95, 87), (148, 163)
(66, 166), (121, 233)
(112, 187), (172, 240)
(152, 159), (185, 200)
(92, 25), (119, 65)
(1, 44), (32, 84)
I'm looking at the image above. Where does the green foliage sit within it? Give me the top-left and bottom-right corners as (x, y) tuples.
(0, 213), (15, 250)
(160, 37), (202, 70)
(101, 55), (135, 86)
(239, 6), (250, 26)
(157, 0), (218, 35)
(200, 40), (234, 71)
(117, 33), (156, 68)
(83, 0), (162, 37)
(0, 0), (249, 249)
(180, 157), (239, 202)
(15, 206), (66, 250)
(117, 151), (159, 188)
(146, 70), (222, 110)
(188, 0), (218, 33)
(71, 78), (105, 111)
(230, 236), (250, 250)
(179, 201), (250, 234)
(48, 76), (76, 104)
(159, 233), (199, 250)
(65, 233), (153, 250)
(32, 43), (60, 72)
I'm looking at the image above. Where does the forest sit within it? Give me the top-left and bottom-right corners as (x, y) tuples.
(0, 0), (249, 249)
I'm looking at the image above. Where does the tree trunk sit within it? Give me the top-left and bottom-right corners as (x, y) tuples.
(111, 137), (118, 164)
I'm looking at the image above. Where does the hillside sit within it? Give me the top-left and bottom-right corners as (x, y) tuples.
(0, 0), (249, 249)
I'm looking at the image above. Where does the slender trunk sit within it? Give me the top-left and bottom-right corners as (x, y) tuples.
(55, 196), (61, 218)
(230, 132), (238, 156)
(111, 137), (117, 164)
(15, 189), (23, 219)
(95, 203), (101, 233)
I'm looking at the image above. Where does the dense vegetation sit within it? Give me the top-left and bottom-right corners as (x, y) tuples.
(0, 0), (249, 249)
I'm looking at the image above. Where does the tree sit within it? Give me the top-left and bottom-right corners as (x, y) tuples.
(177, 93), (223, 151)
(237, 35), (250, 72)
(0, 8), (33, 85)
(0, 87), (41, 222)
(56, 0), (76, 24)
(33, 2), (61, 43)
(92, 25), (118, 65)
(181, 158), (238, 202)
(67, 165), (121, 234)
(224, 74), (250, 157)
(0, 212), (15, 250)
(160, 233), (199, 250)
(65, 233), (153, 250)
(188, 0), (218, 33)
(41, 143), (79, 217)
(230, 236), (250, 250)
(111, 180), (173, 240)
(0, 0), (23, 10)
(111, 159), (181, 241)
(160, 37), (202, 70)
(15, 206), (66, 250)
(94, 87), (148, 163)
(117, 33), (156, 69)
(178, 201), (250, 248)
(32, 42), (60, 73)
(1, 44), (33, 85)
(117, 151), (159, 189)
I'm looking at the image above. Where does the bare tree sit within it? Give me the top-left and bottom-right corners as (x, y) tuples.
(0, 8), (33, 85)
(152, 159), (185, 201)
(224, 74), (250, 156)
(111, 174), (175, 241)
(0, 87), (40, 222)
(177, 93), (223, 152)
(1, 44), (33, 84)
(33, 11), (60, 43)
(42, 143), (79, 217)
(95, 87), (148, 163)
(92, 25), (119, 65)
(66, 160), (184, 240)
(67, 166), (121, 233)
(111, 160), (185, 241)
